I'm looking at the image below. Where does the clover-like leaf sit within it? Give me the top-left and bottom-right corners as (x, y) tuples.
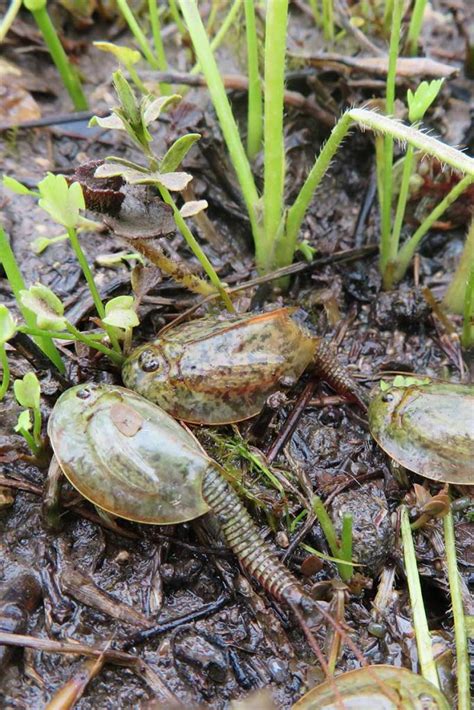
(142, 94), (181, 126)
(2, 176), (37, 196)
(0, 305), (16, 344)
(407, 80), (444, 123)
(180, 200), (208, 218)
(93, 42), (142, 66)
(20, 283), (67, 331)
(15, 409), (32, 433)
(155, 172), (193, 191)
(160, 133), (201, 173)
(38, 173), (85, 229)
(94, 163), (147, 181)
(14, 372), (41, 410)
(102, 295), (139, 330)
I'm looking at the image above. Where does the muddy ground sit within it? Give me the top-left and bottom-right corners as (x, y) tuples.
(0, 2), (473, 708)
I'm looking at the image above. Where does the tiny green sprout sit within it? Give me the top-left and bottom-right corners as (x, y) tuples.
(31, 234), (68, 255)
(2, 176), (38, 196)
(102, 296), (139, 330)
(102, 295), (139, 354)
(38, 174), (85, 230)
(0, 305), (16, 400)
(407, 80), (444, 123)
(19, 283), (67, 331)
(296, 240), (317, 262)
(14, 371), (43, 454)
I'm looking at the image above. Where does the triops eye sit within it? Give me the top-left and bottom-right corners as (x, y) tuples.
(381, 393), (394, 403)
(138, 350), (161, 373)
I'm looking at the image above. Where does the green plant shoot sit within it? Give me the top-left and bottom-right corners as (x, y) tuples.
(0, 306), (16, 400)
(14, 371), (43, 455)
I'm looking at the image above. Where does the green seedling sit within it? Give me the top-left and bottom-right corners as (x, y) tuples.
(312, 496), (353, 582)
(243, 0), (262, 159)
(102, 295), (139, 353)
(13, 371), (43, 456)
(406, 0), (428, 56)
(18, 283), (124, 366)
(443, 218), (474, 348)
(23, 0), (88, 111)
(0, 0), (22, 43)
(178, 1), (474, 282)
(0, 226), (64, 372)
(0, 305), (16, 400)
(90, 71), (233, 311)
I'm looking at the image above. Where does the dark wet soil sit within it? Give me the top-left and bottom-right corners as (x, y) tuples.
(0, 3), (473, 708)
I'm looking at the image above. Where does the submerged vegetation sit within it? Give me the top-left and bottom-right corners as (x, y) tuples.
(0, 1), (472, 708)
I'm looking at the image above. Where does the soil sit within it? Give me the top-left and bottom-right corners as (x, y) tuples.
(0, 2), (473, 709)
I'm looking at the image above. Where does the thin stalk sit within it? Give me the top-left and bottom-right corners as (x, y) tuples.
(263, 0), (289, 267)
(0, 346), (10, 399)
(177, 0), (262, 265)
(191, 0), (243, 76)
(339, 514), (353, 582)
(383, 0), (394, 33)
(32, 408), (42, 448)
(20, 427), (40, 457)
(462, 264), (474, 348)
(168, 0), (186, 35)
(284, 112), (353, 262)
(406, 0), (428, 56)
(443, 218), (474, 314)
(322, 0), (334, 41)
(116, 0), (159, 70)
(66, 324), (125, 365)
(444, 507), (471, 710)
(380, 0), (403, 273)
(0, 0), (22, 43)
(0, 227), (64, 372)
(148, 0), (171, 94)
(400, 506), (440, 688)
(66, 227), (121, 354)
(390, 144), (415, 259)
(26, 3), (88, 111)
(157, 185), (235, 312)
(244, 0), (263, 160)
(309, 0), (321, 24)
(393, 175), (474, 283)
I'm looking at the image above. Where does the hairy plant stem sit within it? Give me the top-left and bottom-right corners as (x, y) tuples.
(0, 227), (64, 372)
(26, 3), (88, 111)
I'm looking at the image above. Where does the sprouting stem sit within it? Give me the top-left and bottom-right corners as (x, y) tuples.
(66, 227), (121, 353)
(116, 0), (159, 70)
(339, 514), (353, 581)
(24, 1), (88, 111)
(443, 506), (471, 710)
(393, 175), (474, 284)
(32, 407), (42, 448)
(400, 506), (440, 688)
(262, 0), (289, 269)
(148, 0), (171, 94)
(322, 0), (334, 41)
(157, 185), (235, 312)
(244, 0), (262, 160)
(0, 226), (64, 372)
(406, 0), (428, 56)
(190, 0), (243, 76)
(0, 346), (10, 400)
(0, 0), (22, 42)
(18, 326), (124, 365)
(462, 264), (474, 349)
(390, 144), (415, 260)
(379, 0), (403, 273)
